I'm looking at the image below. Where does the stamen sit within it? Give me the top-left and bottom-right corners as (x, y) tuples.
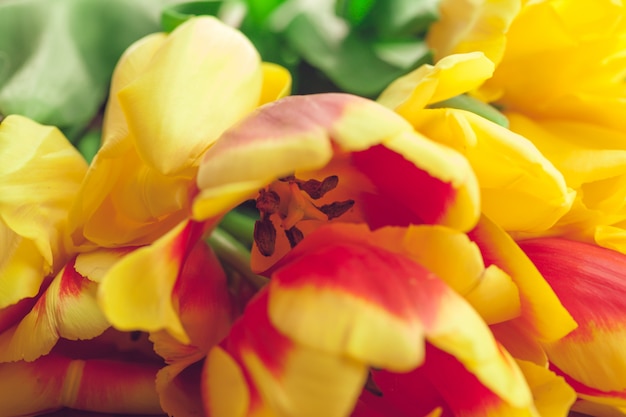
(256, 189), (281, 214)
(364, 370), (383, 397)
(318, 200), (355, 220)
(285, 226), (304, 248)
(297, 175), (339, 199)
(253, 217), (276, 256)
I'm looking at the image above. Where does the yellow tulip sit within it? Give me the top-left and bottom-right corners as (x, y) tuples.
(69, 16), (291, 249)
(429, 0), (626, 251)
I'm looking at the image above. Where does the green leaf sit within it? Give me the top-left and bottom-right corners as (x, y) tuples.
(370, 0), (441, 38)
(161, 0), (226, 32)
(282, 13), (432, 97)
(428, 94), (510, 128)
(335, 0), (376, 27)
(0, 0), (183, 142)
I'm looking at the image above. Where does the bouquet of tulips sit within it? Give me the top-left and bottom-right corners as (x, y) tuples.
(1, 0), (625, 416)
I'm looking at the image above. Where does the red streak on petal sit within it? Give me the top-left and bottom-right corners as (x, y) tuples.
(225, 291), (293, 377)
(519, 238), (626, 341)
(272, 242), (444, 326)
(58, 259), (86, 299)
(423, 344), (504, 415)
(550, 363), (626, 400)
(352, 145), (455, 228)
(0, 277), (51, 332)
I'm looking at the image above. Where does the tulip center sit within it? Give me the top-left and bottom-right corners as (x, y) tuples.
(253, 174), (354, 256)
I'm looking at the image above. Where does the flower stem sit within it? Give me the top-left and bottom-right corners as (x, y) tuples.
(207, 227), (269, 290)
(218, 208), (258, 248)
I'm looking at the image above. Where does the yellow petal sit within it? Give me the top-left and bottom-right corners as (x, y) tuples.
(0, 115), (87, 307)
(416, 109), (575, 232)
(399, 225), (485, 295)
(102, 32), (168, 146)
(481, 0), (626, 123)
(427, 0), (521, 65)
(69, 142), (193, 248)
(378, 52), (495, 116)
(469, 215), (578, 342)
(464, 264), (521, 325)
(204, 346), (251, 417)
(98, 221), (204, 344)
(259, 62), (292, 106)
(515, 359), (576, 417)
(118, 16), (263, 175)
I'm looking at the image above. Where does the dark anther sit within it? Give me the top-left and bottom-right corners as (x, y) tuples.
(278, 174), (296, 182)
(298, 175), (339, 199)
(365, 371), (383, 397)
(256, 189), (280, 215)
(130, 331), (142, 341)
(254, 217), (277, 256)
(285, 226), (304, 248)
(318, 199), (355, 220)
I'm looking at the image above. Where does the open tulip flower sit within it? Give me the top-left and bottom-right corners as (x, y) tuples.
(3, 1), (626, 417)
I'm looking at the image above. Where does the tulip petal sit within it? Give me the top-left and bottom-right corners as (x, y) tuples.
(118, 16), (263, 175)
(98, 220), (208, 344)
(371, 224), (520, 324)
(464, 264), (521, 325)
(204, 291), (368, 417)
(412, 109), (575, 232)
(378, 52), (495, 113)
(150, 241), (232, 417)
(469, 215), (578, 342)
(269, 240), (429, 372)
(422, 344), (537, 416)
(101, 32), (168, 146)
(67, 32), (194, 248)
(361, 343), (538, 417)
(352, 129), (481, 232)
(515, 360), (576, 417)
(193, 93), (412, 220)
(520, 238), (626, 394)
(482, 0), (626, 123)
(507, 113), (626, 189)
(0, 354), (162, 416)
(259, 62), (292, 106)
(426, 0), (520, 64)
(156, 361), (204, 417)
(0, 257), (109, 362)
(0, 115), (87, 307)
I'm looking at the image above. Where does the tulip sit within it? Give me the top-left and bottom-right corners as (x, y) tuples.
(68, 16), (291, 249)
(428, 0), (626, 252)
(203, 223), (567, 417)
